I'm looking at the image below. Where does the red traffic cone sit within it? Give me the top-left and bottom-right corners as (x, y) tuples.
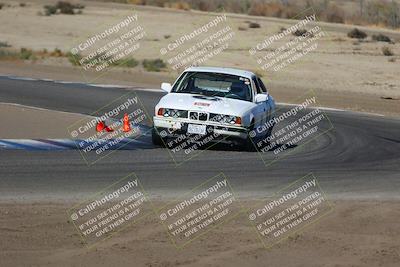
(105, 125), (114, 132)
(96, 121), (106, 132)
(96, 120), (114, 132)
(123, 113), (131, 132)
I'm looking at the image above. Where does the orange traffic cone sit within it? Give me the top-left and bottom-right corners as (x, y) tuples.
(105, 125), (114, 132)
(96, 121), (106, 132)
(123, 113), (131, 132)
(96, 120), (114, 132)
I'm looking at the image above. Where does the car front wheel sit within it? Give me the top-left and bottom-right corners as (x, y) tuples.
(241, 120), (275, 152)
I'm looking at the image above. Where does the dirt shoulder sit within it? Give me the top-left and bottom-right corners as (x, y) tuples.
(0, 103), (89, 139)
(0, 200), (399, 267)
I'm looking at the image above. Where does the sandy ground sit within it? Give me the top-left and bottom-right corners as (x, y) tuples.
(0, 1), (399, 116)
(0, 103), (88, 138)
(0, 200), (399, 267)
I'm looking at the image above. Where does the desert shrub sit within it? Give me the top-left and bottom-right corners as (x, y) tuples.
(43, 1), (84, 16)
(20, 3), (26, 7)
(293, 29), (308, 37)
(279, 27), (286, 33)
(323, 4), (345, 23)
(143, 59), (166, 72)
(50, 48), (64, 57)
(248, 22), (260, 28)
(101, 0), (400, 28)
(44, 5), (57, 15)
(0, 49), (18, 60)
(115, 58), (139, 67)
(372, 34), (391, 43)
(164, 34), (171, 39)
(248, 2), (298, 18)
(388, 57), (396, 62)
(382, 46), (394, 56)
(127, 0), (146, 5)
(57, 1), (76, 14)
(67, 52), (82, 66)
(238, 26), (247, 31)
(0, 41), (10, 47)
(165, 1), (190, 10)
(251, 2), (278, 16)
(19, 48), (35, 60)
(67, 52), (138, 68)
(365, 0), (400, 28)
(143, 0), (165, 7)
(347, 28), (367, 39)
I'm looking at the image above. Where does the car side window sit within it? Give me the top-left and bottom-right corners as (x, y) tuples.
(252, 76), (262, 94)
(257, 77), (267, 93)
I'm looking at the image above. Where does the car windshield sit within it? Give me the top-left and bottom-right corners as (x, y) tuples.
(171, 71), (252, 101)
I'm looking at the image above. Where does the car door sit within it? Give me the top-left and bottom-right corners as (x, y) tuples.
(252, 76), (268, 134)
(257, 77), (273, 121)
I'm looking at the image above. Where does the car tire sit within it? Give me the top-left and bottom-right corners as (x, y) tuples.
(240, 137), (255, 152)
(240, 120), (256, 152)
(151, 128), (164, 147)
(264, 119), (274, 139)
(241, 118), (275, 152)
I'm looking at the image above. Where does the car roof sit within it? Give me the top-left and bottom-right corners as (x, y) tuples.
(184, 66), (256, 79)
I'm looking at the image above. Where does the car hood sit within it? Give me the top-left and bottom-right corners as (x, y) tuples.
(157, 93), (255, 116)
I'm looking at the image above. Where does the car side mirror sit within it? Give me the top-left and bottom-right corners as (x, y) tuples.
(161, 82), (172, 93)
(255, 94), (268, 103)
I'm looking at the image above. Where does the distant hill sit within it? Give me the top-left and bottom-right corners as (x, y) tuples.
(91, 0), (400, 29)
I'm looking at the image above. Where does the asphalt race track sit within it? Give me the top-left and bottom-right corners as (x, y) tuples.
(0, 76), (399, 200)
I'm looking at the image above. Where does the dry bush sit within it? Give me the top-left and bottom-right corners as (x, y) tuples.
(382, 46), (394, 56)
(0, 41), (11, 48)
(322, 4), (345, 23)
(293, 29), (308, 37)
(127, 0), (146, 4)
(363, 0), (400, 28)
(372, 34), (392, 43)
(248, 21), (260, 28)
(195, 0), (214, 11)
(106, 0), (399, 29)
(248, 2), (298, 19)
(347, 28), (367, 39)
(43, 1), (84, 16)
(165, 1), (190, 10)
(143, 59), (166, 72)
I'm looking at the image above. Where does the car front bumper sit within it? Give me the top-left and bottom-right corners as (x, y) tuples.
(153, 117), (248, 140)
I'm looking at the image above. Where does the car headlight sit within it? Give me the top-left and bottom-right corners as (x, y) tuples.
(210, 114), (241, 125)
(226, 115), (242, 125)
(223, 115), (236, 124)
(157, 108), (164, 116)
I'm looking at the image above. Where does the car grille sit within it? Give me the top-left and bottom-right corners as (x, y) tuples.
(189, 111), (208, 121)
(209, 113), (224, 122)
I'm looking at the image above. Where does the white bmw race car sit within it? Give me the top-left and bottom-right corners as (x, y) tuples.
(152, 66), (276, 150)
